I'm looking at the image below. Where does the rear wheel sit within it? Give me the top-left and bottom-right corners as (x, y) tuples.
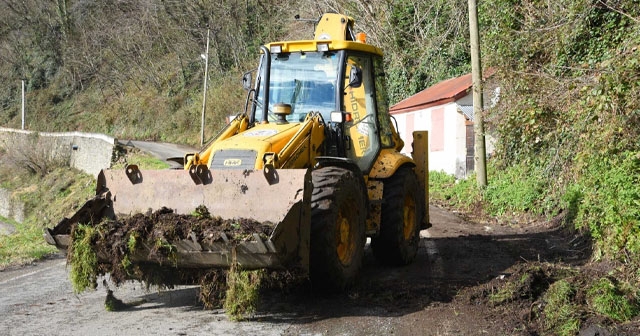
(310, 167), (367, 292)
(371, 166), (424, 266)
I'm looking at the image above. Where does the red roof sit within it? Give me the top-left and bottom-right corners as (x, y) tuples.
(390, 69), (495, 114)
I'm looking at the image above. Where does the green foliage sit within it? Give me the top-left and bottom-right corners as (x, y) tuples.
(477, 0), (640, 274)
(192, 205), (211, 219)
(429, 162), (547, 217)
(69, 224), (99, 293)
(483, 163), (545, 216)
(0, 162), (94, 268)
(428, 171), (481, 210)
(127, 233), (138, 252)
(570, 152), (640, 267)
(587, 277), (639, 322)
(335, 0), (471, 104)
(543, 280), (581, 336)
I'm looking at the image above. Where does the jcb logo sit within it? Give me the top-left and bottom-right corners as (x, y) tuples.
(223, 159), (242, 166)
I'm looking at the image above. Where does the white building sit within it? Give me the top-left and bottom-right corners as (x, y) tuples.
(390, 71), (497, 178)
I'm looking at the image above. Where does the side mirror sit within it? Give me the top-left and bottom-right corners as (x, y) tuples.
(348, 65), (362, 88)
(242, 71), (252, 90)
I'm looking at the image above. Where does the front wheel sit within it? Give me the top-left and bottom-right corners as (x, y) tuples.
(371, 166), (424, 266)
(309, 167), (367, 292)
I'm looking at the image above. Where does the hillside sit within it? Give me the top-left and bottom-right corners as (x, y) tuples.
(0, 0), (470, 144)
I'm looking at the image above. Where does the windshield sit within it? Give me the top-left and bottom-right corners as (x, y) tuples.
(256, 51), (339, 123)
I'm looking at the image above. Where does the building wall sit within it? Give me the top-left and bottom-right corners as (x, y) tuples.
(393, 102), (463, 177)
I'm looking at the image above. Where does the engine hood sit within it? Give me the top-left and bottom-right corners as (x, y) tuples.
(207, 122), (302, 169)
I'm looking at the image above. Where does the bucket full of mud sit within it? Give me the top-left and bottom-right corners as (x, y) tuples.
(45, 167), (313, 280)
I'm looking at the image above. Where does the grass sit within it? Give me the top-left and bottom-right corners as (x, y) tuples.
(543, 280), (581, 336)
(428, 170), (481, 210)
(111, 149), (171, 170)
(0, 215), (57, 269)
(224, 264), (263, 320)
(0, 168), (95, 270)
(587, 277), (639, 322)
(488, 272), (532, 306)
(69, 224), (99, 293)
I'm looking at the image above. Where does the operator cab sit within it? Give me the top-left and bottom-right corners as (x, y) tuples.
(244, 13), (398, 173)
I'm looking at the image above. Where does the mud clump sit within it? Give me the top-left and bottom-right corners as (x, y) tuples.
(459, 262), (640, 335)
(67, 206), (276, 312)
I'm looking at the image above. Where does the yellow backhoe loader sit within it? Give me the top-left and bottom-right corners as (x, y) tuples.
(45, 13), (430, 291)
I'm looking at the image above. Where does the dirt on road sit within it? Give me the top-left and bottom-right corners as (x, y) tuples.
(2, 205), (639, 335)
(272, 206), (639, 335)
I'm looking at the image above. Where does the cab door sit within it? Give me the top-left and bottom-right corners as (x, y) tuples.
(343, 53), (380, 173)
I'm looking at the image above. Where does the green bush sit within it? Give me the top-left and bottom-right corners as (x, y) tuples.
(428, 170), (481, 210)
(429, 162), (547, 218)
(570, 152), (640, 266)
(483, 162), (545, 216)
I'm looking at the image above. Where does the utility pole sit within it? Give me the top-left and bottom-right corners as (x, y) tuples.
(200, 28), (210, 148)
(468, 0), (487, 187)
(21, 79), (25, 130)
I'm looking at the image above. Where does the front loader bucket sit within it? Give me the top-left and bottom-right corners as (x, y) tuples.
(46, 167), (312, 271)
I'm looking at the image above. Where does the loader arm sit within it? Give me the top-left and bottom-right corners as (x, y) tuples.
(266, 113), (327, 169)
(185, 114), (250, 169)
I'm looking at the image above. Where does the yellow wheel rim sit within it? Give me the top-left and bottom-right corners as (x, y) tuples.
(336, 207), (356, 265)
(402, 194), (416, 240)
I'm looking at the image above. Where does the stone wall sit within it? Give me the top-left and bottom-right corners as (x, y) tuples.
(0, 127), (116, 177)
(0, 128), (116, 224)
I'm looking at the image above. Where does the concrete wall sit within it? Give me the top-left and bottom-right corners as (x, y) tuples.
(0, 127), (115, 177)
(0, 128), (116, 223)
(0, 188), (24, 223)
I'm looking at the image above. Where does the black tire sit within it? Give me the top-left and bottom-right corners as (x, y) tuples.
(371, 166), (424, 266)
(309, 166), (367, 292)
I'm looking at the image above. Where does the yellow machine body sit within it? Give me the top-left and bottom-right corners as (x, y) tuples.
(46, 13), (429, 282)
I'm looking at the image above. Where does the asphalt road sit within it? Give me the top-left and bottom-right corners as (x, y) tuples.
(0, 255), (290, 336)
(0, 205), (578, 336)
(119, 140), (198, 168)
(2, 141), (294, 336)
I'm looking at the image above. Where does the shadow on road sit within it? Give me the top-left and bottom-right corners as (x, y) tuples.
(118, 287), (203, 311)
(251, 221), (592, 324)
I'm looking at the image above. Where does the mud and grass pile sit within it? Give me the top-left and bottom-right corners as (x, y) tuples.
(463, 262), (640, 336)
(67, 206), (283, 318)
